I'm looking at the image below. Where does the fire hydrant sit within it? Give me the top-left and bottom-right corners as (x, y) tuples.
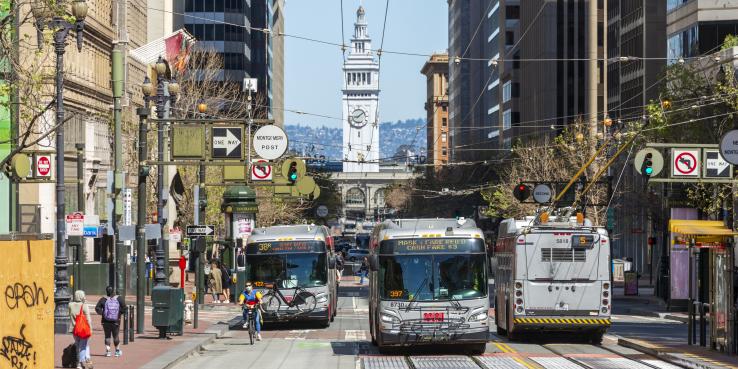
(184, 300), (193, 324)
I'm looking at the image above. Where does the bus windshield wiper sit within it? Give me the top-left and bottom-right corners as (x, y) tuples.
(448, 294), (462, 310)
(405, 276), (429, 312)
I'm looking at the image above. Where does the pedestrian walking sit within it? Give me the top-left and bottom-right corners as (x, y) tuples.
(335, 253), (344, 284)
(221, 261), (233, 303)
(359, 257), (369, 284)
(210, 261), (224, 303)
(69, 290), (93, 369)
(94, 286), (126, 358)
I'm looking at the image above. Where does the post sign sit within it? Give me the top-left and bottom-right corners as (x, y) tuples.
(123, 188), (132, 225)
(703, 149), (733, 178)
(250, 159), (273, 181)
(532, 184), (553, 204)
(211, 127), (243, 159)
(34, 154), (52, 178)
(170, 227), (182, 242)
(253, 125), (288, 160)
(65, 212), (84, 237)
(83, 226), (101, 238)
(316, 205), (329, 218)
(720, 129), (738, 165)
(671, 149), (700, 177)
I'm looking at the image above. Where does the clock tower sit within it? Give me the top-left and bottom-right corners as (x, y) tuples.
(342, 5), (380, 173)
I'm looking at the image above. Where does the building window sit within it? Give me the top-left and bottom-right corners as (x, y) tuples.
(441, 149), (447, 156)
(442, 117), (447, 126)
(505, 5), (520, 19)
(442, 105), (447, 112)
(502, 81), (512, 103)
(503, 109), (512, 130)
(346, 188), (366, 205)
(441, 133), (447, 143)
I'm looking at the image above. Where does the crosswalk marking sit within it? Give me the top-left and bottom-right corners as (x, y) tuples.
(344, 330), (367, 341)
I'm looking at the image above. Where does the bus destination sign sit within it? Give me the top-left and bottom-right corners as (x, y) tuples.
(246, 240), (325, 254)
(380, 238), (485, 254)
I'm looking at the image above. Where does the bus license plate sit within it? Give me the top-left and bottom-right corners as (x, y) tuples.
(423, 312), (445, 322)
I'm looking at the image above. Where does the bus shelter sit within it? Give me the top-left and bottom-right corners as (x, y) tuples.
(670, 220), (736, 352)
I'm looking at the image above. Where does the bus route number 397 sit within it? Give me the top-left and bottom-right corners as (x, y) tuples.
(423, 312), (445, 322)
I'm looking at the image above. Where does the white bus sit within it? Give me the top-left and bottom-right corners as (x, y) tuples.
(494, 214), (611, 343)
(368, 219), (489, 354)
(245, 225), (338, 326)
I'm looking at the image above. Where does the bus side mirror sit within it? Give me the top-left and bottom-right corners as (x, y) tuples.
(369, 255), (378, 271)
(328, 256), (336, 269)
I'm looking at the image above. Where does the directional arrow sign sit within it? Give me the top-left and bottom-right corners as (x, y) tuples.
(704, 149), (733, 178)
(186, 225), (215, 237)
(212, 127), (243, 159)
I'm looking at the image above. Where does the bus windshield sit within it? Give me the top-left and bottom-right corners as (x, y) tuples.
(247, 253), (328, 288)
(379, 253), (486, 301)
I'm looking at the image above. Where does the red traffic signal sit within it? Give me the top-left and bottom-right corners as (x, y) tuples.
(513, 184), (531, 202)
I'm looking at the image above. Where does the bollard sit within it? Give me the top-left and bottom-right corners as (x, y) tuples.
(688, 299), (694, 345)
(123, 306), (129, 345)
(129, 305), (135, 343)
(700, 303), (707, 347)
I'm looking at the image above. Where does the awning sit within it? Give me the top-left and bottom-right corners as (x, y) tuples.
(670, 220), (738, 239)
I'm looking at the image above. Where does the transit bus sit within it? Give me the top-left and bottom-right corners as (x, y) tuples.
(368, 218), (489, 354)
(245, 225), (338, 326)
(494, 213), (611, 343)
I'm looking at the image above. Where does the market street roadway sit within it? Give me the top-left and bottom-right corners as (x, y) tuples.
(172, 283), (689, 369)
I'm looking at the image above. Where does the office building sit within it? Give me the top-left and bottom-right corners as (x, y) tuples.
(666, 0), (738, 62)
(177, 0), (284, 124)
(421, 53), (450, 171)
(607, 0), (666, 119)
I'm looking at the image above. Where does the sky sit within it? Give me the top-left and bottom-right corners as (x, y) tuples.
(283, 0), (448, 128)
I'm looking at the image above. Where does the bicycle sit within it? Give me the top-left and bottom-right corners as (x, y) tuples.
(242, 305), (258, 345)
(262, 279), (317, 316)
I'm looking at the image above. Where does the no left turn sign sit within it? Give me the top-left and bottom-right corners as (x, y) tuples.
(251, 159), (273, 181)
(672, 149), (700, 177)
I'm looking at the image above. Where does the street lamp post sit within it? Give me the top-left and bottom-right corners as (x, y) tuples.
(32, 0), (88, 334)
(152, 57), (179, 287)
(136, 77), (153, 333)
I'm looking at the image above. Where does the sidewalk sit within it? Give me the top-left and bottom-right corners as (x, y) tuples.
(54, 298), (233, 369)
(612, 285), (738, 369)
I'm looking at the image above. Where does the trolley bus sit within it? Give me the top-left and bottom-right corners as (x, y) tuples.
(368, 218), (489, 354)
(494, 213), (611, 343)
(245, 225), (338, 326)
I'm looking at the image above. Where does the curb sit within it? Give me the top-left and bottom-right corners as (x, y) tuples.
(617, 337), (714, 369)
(138, 323), (230, 369)
(624, 308), (689, 323)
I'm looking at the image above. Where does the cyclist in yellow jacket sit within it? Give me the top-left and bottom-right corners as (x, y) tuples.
(239, 282), (263, 340)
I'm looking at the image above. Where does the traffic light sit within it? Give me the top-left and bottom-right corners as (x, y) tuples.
(641, 153), (654, 177)
(513, 184), (531, 202)
(287, 162), (298, 183)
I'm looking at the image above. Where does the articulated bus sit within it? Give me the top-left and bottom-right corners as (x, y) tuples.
(368, 219), (489, 354)
(245, 225), (338, 326)
(494, 214), (611, 343)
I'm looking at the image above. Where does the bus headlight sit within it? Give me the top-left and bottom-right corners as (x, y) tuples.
(316, 295), (328, 303)
(469, 312), (488, 322)
(380, 313), (399, 324)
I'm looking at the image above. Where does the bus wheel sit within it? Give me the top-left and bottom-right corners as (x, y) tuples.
(467, 343), (486, 355)
(589, 332), (604, 345)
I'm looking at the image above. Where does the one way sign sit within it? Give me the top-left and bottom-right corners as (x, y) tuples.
(212, 127), (243, 159)
(704, 149), (733, 178)
(187, 225), (215, 237)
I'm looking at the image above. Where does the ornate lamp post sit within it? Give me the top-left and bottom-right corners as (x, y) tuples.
(151, 57), (178, 287)
(32, 0), (88, 334)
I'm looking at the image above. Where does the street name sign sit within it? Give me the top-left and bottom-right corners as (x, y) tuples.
(704, 149), (733, 178)
(720, 129), (738, 165)
(253, 125), (288, 160)
(251, 159), (273, 181)
(671, 149), (700, 177)
(187, 225), (215, 237)
(212, 127), (243, 159)
(532, 184), (553, 204)
(66, 212), (84, 237)
(34, 154), (52, 178)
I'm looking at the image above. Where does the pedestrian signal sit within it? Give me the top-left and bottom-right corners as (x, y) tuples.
(513, 184), (531, 202)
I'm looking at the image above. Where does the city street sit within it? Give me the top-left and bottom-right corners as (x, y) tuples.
(172, 281), (691, 369)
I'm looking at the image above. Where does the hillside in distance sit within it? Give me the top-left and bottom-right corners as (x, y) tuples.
(286, 118), (427, 161)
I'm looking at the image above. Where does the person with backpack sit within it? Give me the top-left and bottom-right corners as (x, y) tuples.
(68, 290), (93, 369)
(95, 286), (126, 358)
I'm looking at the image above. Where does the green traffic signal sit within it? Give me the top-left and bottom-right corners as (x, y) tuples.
(287, 162), (298, 184)
(641, 153), (653, 177)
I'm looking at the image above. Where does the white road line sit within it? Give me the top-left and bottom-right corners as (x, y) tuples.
(344, 330), (367, 341)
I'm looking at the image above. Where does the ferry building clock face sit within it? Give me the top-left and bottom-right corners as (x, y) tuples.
(350, 108), (368, 128)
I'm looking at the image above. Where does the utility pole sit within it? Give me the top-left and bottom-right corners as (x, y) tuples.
(112, 49), (125, 299)
(587, 0), (599, 158)
(136, 83), (151, 334)
(75, 144), (85, 291)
